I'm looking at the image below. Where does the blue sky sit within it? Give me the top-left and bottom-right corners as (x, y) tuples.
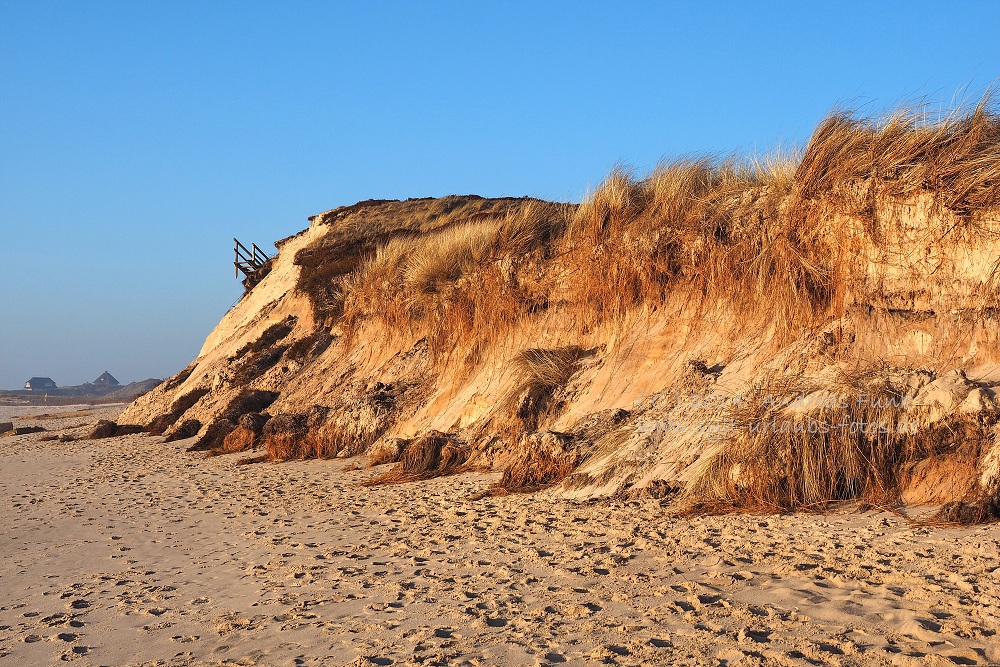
(1, 1), (998, 390)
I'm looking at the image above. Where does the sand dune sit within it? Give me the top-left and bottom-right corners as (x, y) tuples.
(1, 406), (998, 666)
(116, 101), (1000, 519)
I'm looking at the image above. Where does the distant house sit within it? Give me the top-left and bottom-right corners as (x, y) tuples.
(24, 377), (57, 390)
(93, 371), (120, 387)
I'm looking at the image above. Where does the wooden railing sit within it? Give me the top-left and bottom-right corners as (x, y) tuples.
(234, 238), (271, 279)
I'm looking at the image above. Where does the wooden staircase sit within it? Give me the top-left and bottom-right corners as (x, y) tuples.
(234, 238), (272, 290)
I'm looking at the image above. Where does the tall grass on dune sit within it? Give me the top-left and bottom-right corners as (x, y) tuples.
(334, 95), (999, 361)
(557, 153), (829, 334)
(341, 202), (568, 362)
(793, 96), (1000, 219)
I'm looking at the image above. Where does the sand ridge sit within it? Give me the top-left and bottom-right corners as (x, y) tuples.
(1, 407), (998, 666)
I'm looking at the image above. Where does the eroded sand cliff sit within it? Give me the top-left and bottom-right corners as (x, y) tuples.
(120, 104), (1000, 520)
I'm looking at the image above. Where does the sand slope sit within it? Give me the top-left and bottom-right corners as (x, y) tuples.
(2, 407), (998, 666)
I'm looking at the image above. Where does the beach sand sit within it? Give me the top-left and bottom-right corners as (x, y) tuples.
(1, 406), (998, 666)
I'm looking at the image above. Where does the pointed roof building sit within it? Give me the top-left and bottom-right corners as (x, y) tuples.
(93, 371), (120, 387)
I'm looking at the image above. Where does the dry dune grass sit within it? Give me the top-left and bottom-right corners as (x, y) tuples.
(509, 346), (585, 392)
(555, 96), (997, 337)
(684, 367), (1000, 514)
(557, 156), (828, 332)
(299, 196), (559, 322)
(325, 95), (999, 361)
(497, 432), (581, 493)
(363, 431), (470, 485)
(341, 202), (567, 362)
(220, 426), (256, 454)
(793, 97), (1000, 218)
(467, 346), (589, 443)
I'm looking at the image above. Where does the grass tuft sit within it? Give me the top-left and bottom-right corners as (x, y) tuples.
(363, 431), (470, 485)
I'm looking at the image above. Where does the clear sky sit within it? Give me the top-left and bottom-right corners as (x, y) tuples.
(1, 1), (998, 390)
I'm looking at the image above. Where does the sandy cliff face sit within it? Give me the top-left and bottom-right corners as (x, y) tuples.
(122, 107), (1000, 520)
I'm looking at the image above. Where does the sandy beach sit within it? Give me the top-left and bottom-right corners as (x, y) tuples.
(1, 405), (998, 667)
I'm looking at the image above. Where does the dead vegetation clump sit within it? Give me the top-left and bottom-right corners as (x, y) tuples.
(684, 369), (1000, 513)
(164, 418), (201, 442)
(220, 390), (280, 422)
(259, 407), (334, 460)
(146, 387), (210, 435)
(211, 412), (271, 454)
(187, 391), (280, 453)
(462, 346), (587, 461)
(272, 381), (416, 461)
(187, 419), (236, 452)
(299, 421), (348, 459)
(235, 382), (415, 463)
(363, 430), (470, 485)
(219, 427), (256, 454)
(510, 346), (585, 389)
(259, 412), (310, 460)
(88, 420), (144, 439)
(496, 431), (581, 493)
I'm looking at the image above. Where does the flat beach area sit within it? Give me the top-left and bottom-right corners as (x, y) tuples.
(2, 405), (998, 666)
